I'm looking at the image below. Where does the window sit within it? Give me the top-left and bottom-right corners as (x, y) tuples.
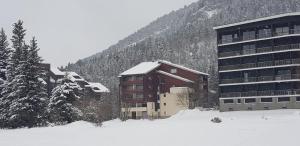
(296, 97), (300, 102)
(73, 75), (81, 79)
(164, 103), (166, 106)
(242, 30), (256, 40)
(136, 76), (143, 80)
(258, 28), (271, 38)
(237, 99), (242, 104)
(221, 34), (233, 43)
(126, 94), (133, 99)
(278, 97), (290, 102)
(135, 94), (143, 99)
(261, 98), (273, 103)
(136, 85), (143, 90)
(223, 99), (234, 104)
(275, 26), (289, 36)
(245, 98), (256, 103)
(136, 103), (147, 107)
(294, 25), (300, 33)
(170, 68), (177, 74)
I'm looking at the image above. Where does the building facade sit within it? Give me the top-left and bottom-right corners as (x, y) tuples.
(214, 12), (300, 112)
(119, 60), (208, 119)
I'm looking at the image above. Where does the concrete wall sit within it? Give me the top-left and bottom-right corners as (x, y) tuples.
(220, 96), (300, 112)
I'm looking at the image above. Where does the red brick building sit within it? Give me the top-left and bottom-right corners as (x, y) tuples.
(119, 60), (208, 119)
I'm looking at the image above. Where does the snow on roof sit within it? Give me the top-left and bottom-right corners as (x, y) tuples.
(85, 82), (110, 93)
(64, 71), (85, 82)
(50, 66), (65, 76)
(213, 12), (300, 30)
(119, 61), (161, 76)
(158, 60), (209, 76)
(157, 70), (194, 83)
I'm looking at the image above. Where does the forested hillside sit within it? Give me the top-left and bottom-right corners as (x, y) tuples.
(66, 0), (300, 116)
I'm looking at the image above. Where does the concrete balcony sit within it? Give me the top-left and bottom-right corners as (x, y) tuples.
(220, 74), (300, 85)
(221, 89), (299, 98)
(219, 58), (300, 72)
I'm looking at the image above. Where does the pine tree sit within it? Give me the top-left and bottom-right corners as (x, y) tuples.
(0, 20), (27, 128)
(24, 37), (48, 126)
(0, 20), (48, 128)
(0, 28), (10, 81)
(48, 77), (82, 125)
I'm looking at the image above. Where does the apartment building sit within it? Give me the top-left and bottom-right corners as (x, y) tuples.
(214, 12), (300, 111)
(119, 60), (208, 119)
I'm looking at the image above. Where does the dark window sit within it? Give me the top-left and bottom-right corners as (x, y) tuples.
(73, 75), (81, 79)
(245, 98), (256, 103)
(237, 99), (241, 103)
(261, 98), (273, 103)
(223, 99), (234, 104)
(164, 103), (166, 106)
(278, 97), (290, 102)
(296, 97), (300, 101)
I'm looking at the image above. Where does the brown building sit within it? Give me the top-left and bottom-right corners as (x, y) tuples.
(119, 60), (208, 119)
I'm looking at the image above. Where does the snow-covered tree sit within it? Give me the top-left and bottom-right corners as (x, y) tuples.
(0, 21), (48, 128)
(48, 77), (82, 125)
(0, 28), (10, 81)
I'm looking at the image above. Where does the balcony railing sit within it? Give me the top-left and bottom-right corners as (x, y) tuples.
(257, 46), (272, 53)
(220, 74), (300, 84)
(221, 89), (300, 98)
(219, 51), (241, 58)
(219, 28), (300, 45)
(219, 43), (300, 58)
(219, 58), (300, 71)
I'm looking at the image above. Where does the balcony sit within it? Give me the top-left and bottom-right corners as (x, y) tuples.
(220, 89), (300, 98)
(219, 58), (300, 71)
(219, 51), (241, 58)
(220, 74), (300, 85)
(219, 43), (300, 58)
(218, 28), (300, 46)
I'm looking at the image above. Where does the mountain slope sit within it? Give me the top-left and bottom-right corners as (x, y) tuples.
(66, 0), (300, 115)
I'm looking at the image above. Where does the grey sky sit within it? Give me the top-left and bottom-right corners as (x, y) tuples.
(0, 0), (198, 67)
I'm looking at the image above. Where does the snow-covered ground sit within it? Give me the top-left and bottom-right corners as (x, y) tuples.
(1, 109), (300, 146)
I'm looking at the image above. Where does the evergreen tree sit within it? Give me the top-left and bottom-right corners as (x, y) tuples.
(48, 77), (82, 125)
(0, 20), (48, 128)
(0, 28), (10, 81)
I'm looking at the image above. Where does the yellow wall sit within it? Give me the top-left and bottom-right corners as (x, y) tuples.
(160, 87), (193, 117)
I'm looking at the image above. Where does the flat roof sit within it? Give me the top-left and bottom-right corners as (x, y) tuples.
(213, 12), (300, 30)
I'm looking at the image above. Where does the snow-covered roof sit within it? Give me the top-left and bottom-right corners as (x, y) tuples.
(213, 12), (300, 30)
(158, 60), (209, 76)
(50, 66), (65, 76)
(119, 60), (208, 77)
(157, 70), (194, 83)
(119, 62), (161, 76)
(85, 82), (110, 93)
(65, 71), (85, 82)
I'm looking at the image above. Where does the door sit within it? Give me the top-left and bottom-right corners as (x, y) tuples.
(132, 112), (136, 119)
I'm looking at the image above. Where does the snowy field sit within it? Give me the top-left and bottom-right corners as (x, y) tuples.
(1, 109), (300, 146)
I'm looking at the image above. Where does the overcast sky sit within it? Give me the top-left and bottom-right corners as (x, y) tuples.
(0, 0), (198, 67)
